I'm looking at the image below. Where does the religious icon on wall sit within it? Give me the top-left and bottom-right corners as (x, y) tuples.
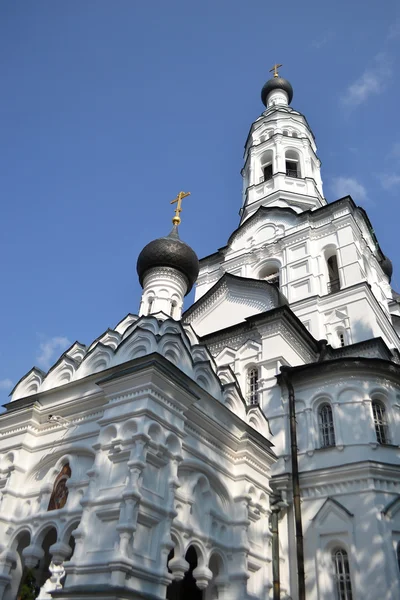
(47, 463), (71, 511)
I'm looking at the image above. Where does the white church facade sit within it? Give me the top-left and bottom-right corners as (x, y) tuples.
(1, 69), (400, 600)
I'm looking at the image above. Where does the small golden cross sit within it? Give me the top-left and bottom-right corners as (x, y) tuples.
(269, 63), (283, 78)
(171, 191), (191, 225)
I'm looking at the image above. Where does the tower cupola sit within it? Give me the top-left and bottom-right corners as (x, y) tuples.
(261, 73), (293, 108)
(240, 64), (325, 222)
(137, 192), (199, 319)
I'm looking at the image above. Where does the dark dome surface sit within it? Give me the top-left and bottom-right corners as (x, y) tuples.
(381, 255), (393, 282)
(136, 226), (199, 294)
(261, 77), (293, 107)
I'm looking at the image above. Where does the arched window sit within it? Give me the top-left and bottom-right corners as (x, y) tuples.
(147, 297), (154, 315)
(260, 150), (273, 182)
(318, 404), (336, 447)
(327, 253), (341, 294)
(372, 400), (390, 444)
(282, 129), (289, 136)
(170, 300), (177, 318)
(285, 150), (301, 178)
(247, 368), (259, 405)
(258, 263), (280, 288)
(332, 548), (352, 600)
(336, 328), (347, 347)
(47, 463), (71, 511)
(292, 131), (298, 138)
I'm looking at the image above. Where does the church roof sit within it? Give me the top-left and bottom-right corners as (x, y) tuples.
(136, 224), (199, 294)
(199, 196), (390, 268)
(184, 272), (288, 319)
(261, 76), (294, 106)
(277, 351), (400, 386)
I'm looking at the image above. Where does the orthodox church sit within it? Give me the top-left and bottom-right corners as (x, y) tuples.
(0, 67), (400, 600)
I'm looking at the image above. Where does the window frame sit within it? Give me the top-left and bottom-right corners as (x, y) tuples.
(335, 327), (347, 348)
(332, 547), (353, 600)
(147, 296), (155, 315)
(371, 399), (390, 444)
(263, 163), (273, 182)
(326, 253), (341, 294)
(318, 403), (336, 448)
(247, 367), (259, 406)
(284, 149), (302, 178)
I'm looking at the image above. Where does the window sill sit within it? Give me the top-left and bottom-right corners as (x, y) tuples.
(369, 442), (398, 449)
(313, 444), (343, 452)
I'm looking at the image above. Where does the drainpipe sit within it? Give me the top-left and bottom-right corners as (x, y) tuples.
(270, 502), (281, 600)
(317, 339), (328, 362)
(280, 366), (306, 600)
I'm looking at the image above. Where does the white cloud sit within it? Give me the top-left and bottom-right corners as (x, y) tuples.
(380, 174), (400, 190)
(331, 177), (369, 204)
(0, 378), (13, 390)
(37, 336), (71, 370)
(342, 53), (392, 108)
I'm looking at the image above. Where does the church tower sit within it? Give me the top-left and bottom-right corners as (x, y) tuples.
(241, 65), (325, 223)
(192, 68), (395, 351)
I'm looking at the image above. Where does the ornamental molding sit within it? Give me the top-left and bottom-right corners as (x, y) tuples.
(293, 373), (399, 397)
(106, 387), (186, 416)
(205, 319), (314, 364)
(184, 423), (236, 462)
(186, 277), (282, 326)
(143, 266), (188, 286)
(10, 316), (220, 404)
(301, 475), (400, 500)
(206, 331), (262, 357)
(185, 280), (228, 323)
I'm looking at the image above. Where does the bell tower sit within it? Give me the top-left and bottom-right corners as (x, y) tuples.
(241, 66), (326, 223)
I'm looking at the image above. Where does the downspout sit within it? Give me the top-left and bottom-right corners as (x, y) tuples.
(270, 500), (281, 600)
(280, 366), (306, 600)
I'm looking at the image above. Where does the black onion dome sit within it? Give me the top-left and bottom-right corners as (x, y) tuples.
(261, 77), (294, 107)
(136, 225), (199, 294)
(380, 255), (393, 282)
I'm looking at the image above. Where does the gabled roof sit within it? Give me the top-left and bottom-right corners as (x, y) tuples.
(312, 496), (354, 522)
(199, 302), (319, 358)
(184, 272), (288, 322)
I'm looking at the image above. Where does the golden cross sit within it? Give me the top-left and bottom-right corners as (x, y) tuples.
(269, 63), (282, 78)
(171, 191), (191, 225)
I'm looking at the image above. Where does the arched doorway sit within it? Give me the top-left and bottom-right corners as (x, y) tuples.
(12, 523), (77, 600)
(4, 530), (31, 600)
(166, 546), (203, 600)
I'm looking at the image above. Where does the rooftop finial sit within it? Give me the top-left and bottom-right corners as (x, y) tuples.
(171, 191), (191, 226)
(269, 63), (283, 78)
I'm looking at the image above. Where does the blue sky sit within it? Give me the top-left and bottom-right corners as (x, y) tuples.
(1, 0), (400, 405)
